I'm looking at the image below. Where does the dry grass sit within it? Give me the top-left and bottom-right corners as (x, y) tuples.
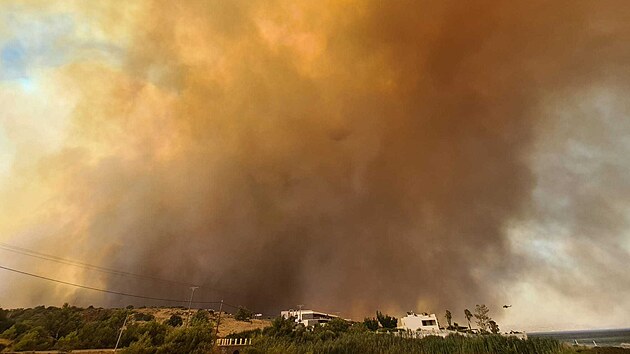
(216, 315), (271, 337)
(132, 307), (271, 337)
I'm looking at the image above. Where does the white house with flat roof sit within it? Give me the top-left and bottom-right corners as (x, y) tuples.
(398, 312), (440, 332)
(281, 309), (339, 327)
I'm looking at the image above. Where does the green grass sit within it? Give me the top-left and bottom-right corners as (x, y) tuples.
(244, 332), (575, 354)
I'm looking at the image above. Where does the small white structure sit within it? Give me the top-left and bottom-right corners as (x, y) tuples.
(281, 309), (339, 327)
(399, 312), (440, 332)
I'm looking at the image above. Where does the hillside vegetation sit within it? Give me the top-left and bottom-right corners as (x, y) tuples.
(0, 305), (266, 353)
(2, 306), (627, 353)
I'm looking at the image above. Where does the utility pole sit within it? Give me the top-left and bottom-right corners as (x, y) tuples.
(114, 313), (129, 352)
(185, 286), (199, 328)
(297, 304), (304, 324)
(214, 300), (224, 339)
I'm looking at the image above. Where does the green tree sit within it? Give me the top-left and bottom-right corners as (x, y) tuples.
(12, 326), (54, 351)
(55, 331), (80, 351)
(235, 307), (253, 322)
(348, 322), (369, 334)
(262, 316), (296, 338)
(46, 303), (82, 339)
(363, 317), (379, 331)
(464, 309), (473, 330)
(157, 324), (214, 354)
(376, 311), (397, 329)
(474, 304), (491, 333)
(2, 323), (30, 340)
(190, 310), (209, 326)
(122, 333), (158, 354)
(75, 310), (127, 349)
(122, 321), (169, 348)
(0, 308), (14, 333)
(489, 320), (500, 334)
(326, 318), (350, 334)
(445, 310), (452, 330)
(165, 315), (183, 327)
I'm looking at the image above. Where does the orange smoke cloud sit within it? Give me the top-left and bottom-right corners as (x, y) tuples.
(1, 0), (629, 324)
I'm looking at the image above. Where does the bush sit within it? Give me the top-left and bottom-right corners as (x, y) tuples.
(376, 311), (398, 329)
(190, 310), (210, 326)
(165, 315), (183, 327)
(262, 316), (296, 338)
(235, 307), (253, 322)
(55, 330), (80, 351)
(12, 326), (54, 351)
(134, 313), (155, 322)
(0, 308), (14, 333)
(2, 323), (29, 340)
(363, 317), (379, 331)
(245, 332), (570, 354)
(349, 322), (369, 334)
(155, 324), (214, 354)
(326, 318), (350, 334)
(122, 333), (158, 354)
(121, 321), (169, 348)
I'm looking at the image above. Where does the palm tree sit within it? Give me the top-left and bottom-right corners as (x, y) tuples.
(464, 309), (473, 330)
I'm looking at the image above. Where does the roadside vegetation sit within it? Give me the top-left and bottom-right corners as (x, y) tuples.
(1, 306), (626, 353)
(0, 305), (214, 353)
(242, 315), (574, 354)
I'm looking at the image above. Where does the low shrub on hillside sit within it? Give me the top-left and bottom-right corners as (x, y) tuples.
(245, 332), (574, 354)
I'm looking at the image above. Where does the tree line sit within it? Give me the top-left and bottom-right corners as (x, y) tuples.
(444, 304), (500, 334)
(0, 304), (215, 353)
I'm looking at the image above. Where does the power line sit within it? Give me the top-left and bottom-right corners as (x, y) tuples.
(0, 242), (198, 287)
(0, 264), (221, 305)
(0, 264), (272, 317)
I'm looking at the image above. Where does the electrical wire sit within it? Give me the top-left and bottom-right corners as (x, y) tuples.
(0, 264), (219, 304)
(0, 264), (273, 317)
(0, 242), (199, 287)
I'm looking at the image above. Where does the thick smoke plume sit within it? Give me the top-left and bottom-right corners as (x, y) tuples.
(1, 0), (629, 323)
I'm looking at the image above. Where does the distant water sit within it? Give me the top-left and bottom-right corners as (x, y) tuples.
(529, 328), (630, 347)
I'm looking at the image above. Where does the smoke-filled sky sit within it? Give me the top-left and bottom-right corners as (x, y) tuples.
(1, 0), (629, 331)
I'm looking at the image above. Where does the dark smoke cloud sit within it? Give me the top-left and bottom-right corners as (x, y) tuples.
(2, 0), (630, 323)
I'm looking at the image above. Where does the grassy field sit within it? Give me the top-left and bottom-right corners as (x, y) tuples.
(129, 307), (271, 337)
(244, 332), (574, 354)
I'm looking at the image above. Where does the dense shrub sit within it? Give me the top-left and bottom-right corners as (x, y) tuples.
(12, 326), (54, 351)
(155, 324), (214, 354)
(122, 333), (158, 354)
(235, 307), (254, 322)
(364, 317), (379, 331)
(0, 308), (14, 333)
(134, 312), (156, 322)
(245, 332), (573, 354)
(55, 330), (80, 351)
(164, 315), (183, 327)
(190, 310), (210, 326)
(376, 311), (398, 329)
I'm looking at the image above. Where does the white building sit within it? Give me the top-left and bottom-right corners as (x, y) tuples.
(398, 312), (440, 332)
(281, 309), (339, 327)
